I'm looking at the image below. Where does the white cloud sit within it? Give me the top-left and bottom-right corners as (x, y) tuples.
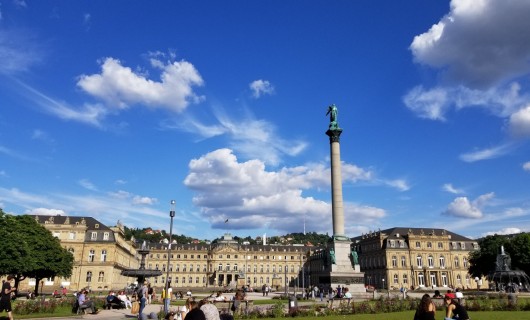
(77, 57), (204, 112)
(442, 192), (494, 218)
(132, 195), (158, 205)
(383, 179), (410, 192)
(0, 170), (7, 177)
(523, 161), (530, 171)
(442, 183), (464, 194)
(13, 0), (27, 8)
(249, 80), (275, 98)
(404, 83), (526, 122)
(78, 179), (98, 191)
(509, 104), (530, 138)
(184, 148), (386, 235)
(25, 207), (65, 216)
(459, 143), (514, 162)
(482, 227), (524, 237)
(410, 0), (530, 87)
(169, 107), (307, 166)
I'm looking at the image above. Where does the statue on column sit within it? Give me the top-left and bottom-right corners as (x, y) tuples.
(330, 249), (336, 264)
(351, 250), (358, 266)
(326, 104), (340, 130)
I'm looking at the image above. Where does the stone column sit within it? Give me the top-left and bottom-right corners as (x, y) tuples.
(326, 128), (345, 238)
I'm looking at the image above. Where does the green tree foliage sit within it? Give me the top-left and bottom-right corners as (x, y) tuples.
(0, 210), (74, 295)
(124, 226), (200, 244)
(468, 233), (530, 278)
(506, 233), (530, 276)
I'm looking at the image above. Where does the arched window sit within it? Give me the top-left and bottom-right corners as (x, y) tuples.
(416, 255), (423, 267)
(427, 255), (434, 267)
(393, 274), (399, 284)
(456, 274), (462, 285)
(418, 272), (425, 286)
(439, 255), (445, 268)
(86, 271), (92, 282)
(454, 257), (460, 268)
(88, 249), (95, 262)
(401, 256), (407, 267)
(392, 256), (397, 267)
(463, 257), (468, 268)
(403, 274), (408, 284)
(98, 271), (104, 282)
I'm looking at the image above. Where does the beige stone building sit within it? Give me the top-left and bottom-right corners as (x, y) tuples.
(351, 227), (488, 290)
(144, 234), (312, 291)
(17, 215), (139, 293)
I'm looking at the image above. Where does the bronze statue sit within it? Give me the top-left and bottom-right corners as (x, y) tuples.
(351, 250), (358, 266)
(326, 104), (340, 130)
(330, 249), (336, 264)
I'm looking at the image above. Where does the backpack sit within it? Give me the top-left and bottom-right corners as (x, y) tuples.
(136, 286), (143, 299)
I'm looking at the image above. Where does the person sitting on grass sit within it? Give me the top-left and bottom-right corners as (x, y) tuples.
(444, 296), (469, 320)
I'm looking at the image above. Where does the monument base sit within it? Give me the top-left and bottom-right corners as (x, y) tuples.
(321, 239), (366, 293)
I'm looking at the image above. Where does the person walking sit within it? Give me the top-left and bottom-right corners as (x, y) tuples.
(0, 276), (16, 320)
(138, 281), (148, 319)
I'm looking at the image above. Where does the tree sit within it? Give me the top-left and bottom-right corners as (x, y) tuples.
(468, 234), (508, 278)
(0, 210), (74, 295)
(506, 233), (530, 275)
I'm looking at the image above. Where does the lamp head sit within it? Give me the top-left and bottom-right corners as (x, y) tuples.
(170, 200), (176, 217)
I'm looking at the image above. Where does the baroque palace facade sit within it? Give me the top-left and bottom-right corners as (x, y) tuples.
(15, 216), (485, 293)
(351, 227), (488, 290)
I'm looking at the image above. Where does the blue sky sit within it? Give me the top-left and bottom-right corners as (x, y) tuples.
(1, 0), (530, 241)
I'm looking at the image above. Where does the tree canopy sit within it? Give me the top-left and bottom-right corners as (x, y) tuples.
(469, 233), (530, 278)
(0, 210), (74, 294)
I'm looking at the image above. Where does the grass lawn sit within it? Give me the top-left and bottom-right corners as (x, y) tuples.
(293, 311), (530, 320)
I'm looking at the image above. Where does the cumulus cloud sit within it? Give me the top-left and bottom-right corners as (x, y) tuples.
(25, 208), (65, 216)
(509, 105), (530, 138)
(184, 148), (386, 234)
(249, 80), (275, 98)
(524, 161), (530, 171)
(482, 227), (524, 237)
(442, 183), (464, 194)
(132, 195), (158, 205)
(77, 57), (204, 112)
(442, 192), (494, 219)
(410, 0), (530, 87)
(405, 0), (530, 160)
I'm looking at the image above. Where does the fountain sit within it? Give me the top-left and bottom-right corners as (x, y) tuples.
(121, 241), (162, 284)
(488, 245), (530, 292)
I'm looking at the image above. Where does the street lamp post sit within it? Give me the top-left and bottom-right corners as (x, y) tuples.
(164, 200), (176, 316)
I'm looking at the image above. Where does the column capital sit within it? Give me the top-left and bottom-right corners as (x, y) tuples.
(326, 128), (343, 143)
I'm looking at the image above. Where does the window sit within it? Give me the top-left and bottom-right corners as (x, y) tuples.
(98, 271), (104, 282)
(91, 232), (97, 240)
(392, 256), (397, 267)
(403, 274), (408, 284)
(416, 255), (423, 267)
(101, 250), (107, 262)
(463, 257), (468, 268)
(465, 275), (470, 285)
(427, 255), (434, 267)
(195, 277), (199, 284)
(401, 256), (407, 267)
(389, 240), (396, 248)
(418, 272), (425, 286)
(430, 273), (436, 286)
(393, 274), (399, 284)
(169, 264), (173, 271)
(234, 264), (238, 271)
(441, 273), (448, 286)
(456, 274), (462, 285)
(176, 264), (180, 272)
(454, 257), (460, 268)
(452, 242), (457, 249)
(182, 277), (186, 284)
(415, 241), (421, 248)
(196, 265), (200, 272)
(291, 266), (294, 272)
(460, 242), (466, 249)
(227, 255), (231, 259)
(427, 242), (432, 248)
(218, 264), (222, 271)
(226, 264), (230, 271)
(439, 255), (445, 268)
(86, 271), (92, 282)
(188, 276), (192, 283)
(272, 265), (276, 273)
(190, 264), (193, 272)
(399, 240), (405, 248)
(103, 232), (109, 240)
(69, 232), (76, 240)
(88, 250), (95, 262)
(438, 242), (443, 249)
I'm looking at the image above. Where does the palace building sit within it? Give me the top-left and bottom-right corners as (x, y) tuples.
(351, 227), (488, 290)
(15, 216), (486, 293)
